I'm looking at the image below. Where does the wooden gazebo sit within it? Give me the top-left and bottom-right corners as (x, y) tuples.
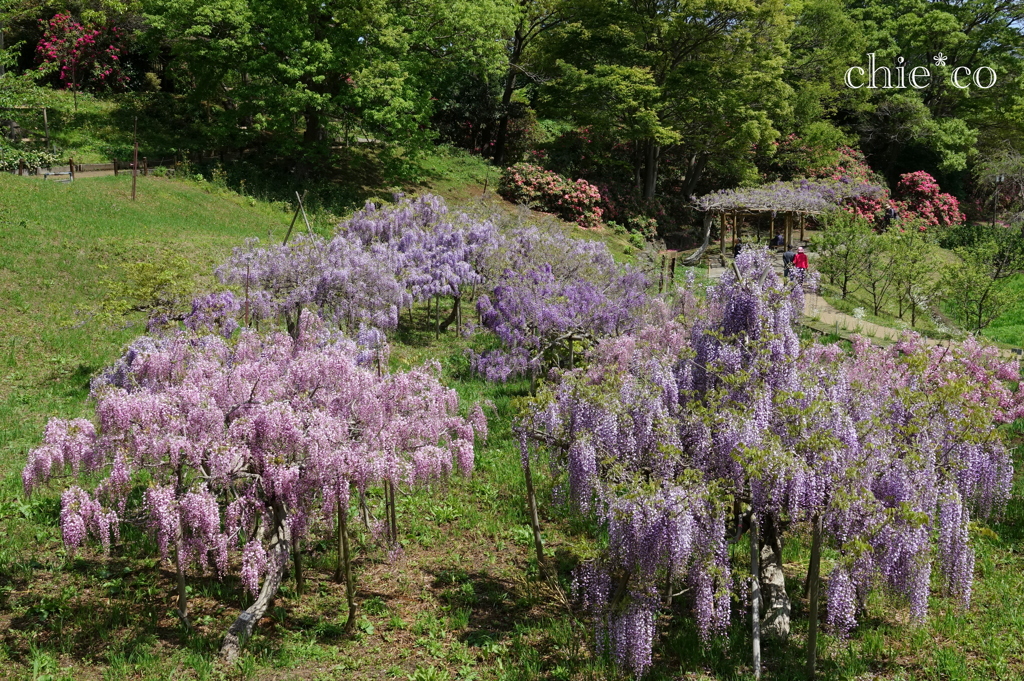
(682, 179), (884, 265)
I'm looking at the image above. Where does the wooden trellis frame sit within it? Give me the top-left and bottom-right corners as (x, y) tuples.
(0, 106), (50, 147)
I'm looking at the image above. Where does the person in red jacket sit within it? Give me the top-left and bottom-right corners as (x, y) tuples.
(793, 247), (809, 282)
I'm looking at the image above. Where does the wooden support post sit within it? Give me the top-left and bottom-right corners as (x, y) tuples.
(114, 160), (119, 176)
(17, 159), (24, 176)
(800, 214), (805, 243)
(68, 157), (74, 181)
(143, 157), (148, 176)
(42, 108), (49, 147)
(719, 212), (726, 257)
(659, 255), (665, 293)
(785, 213), (792, 248)
(131, 117), (138, 201)
(670, 254), (676, 283)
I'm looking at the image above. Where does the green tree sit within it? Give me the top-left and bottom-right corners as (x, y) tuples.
(887, 225), (932, 326)
(145, 0), (514, 162)
(813, 210), (873, 299)
(856, 229), (897, 316)
(850, 0), (1024, 182)
(940, 242), (1013, 333)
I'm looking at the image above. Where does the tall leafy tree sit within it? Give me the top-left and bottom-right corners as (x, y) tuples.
(144, 0), (514, 160)
(849, 0), (1024, 182)
(537, 0), (794, 199)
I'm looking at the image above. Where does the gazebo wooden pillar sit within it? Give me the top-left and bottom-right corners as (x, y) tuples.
(719, 211), (726, 256)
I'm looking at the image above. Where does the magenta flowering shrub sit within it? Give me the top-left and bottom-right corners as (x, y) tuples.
(803, 148), (964, 229)
(36, 13), (130, 91)
(893, 171), (966, 229)
(497, 163), (604, 228)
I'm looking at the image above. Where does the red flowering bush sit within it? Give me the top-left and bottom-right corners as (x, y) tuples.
(36, 13), (130, 91)
(498, 163), (604, 228)
(893, 171), (965, 229)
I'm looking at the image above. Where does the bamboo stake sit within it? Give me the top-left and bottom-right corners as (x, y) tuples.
(337, 499), (356, 634)
(282, 190), (307, 245)
(750, 513), (762, 679)
(523, 445), (546, 574)
(806, 514), (823, 679)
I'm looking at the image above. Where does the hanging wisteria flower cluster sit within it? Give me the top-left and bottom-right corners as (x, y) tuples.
(521, 246), (1020, 676)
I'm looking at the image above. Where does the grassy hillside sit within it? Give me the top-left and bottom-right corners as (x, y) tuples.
(0, 174), (1021, 680)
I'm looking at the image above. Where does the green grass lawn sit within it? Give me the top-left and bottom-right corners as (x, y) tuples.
(984, 273), (1024, 348)
(0, 173), (1022, 680)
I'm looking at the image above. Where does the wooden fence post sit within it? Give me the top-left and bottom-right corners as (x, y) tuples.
(143, 157), (148, 176)
(68, 157), (74, 181)
(42, 108), (49, 148)
(18, 159), (24, 176)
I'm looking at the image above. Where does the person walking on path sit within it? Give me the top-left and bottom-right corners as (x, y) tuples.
(782, 246), (796, 280)
(793, 246), (809, 283)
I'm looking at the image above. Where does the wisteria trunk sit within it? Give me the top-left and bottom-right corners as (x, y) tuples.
(440, 296), (460, 332)
(220, 502), (291, 663)
(806, 514), (823, 679)
(336, 502), (356, 634)
(681, 212), (715, 266)
(174, 550), (191, 631)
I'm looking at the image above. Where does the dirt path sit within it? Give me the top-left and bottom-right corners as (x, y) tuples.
(707, 256), (1023, 358)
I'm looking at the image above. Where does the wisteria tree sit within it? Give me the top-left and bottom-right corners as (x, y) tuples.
(520, 247), (1021, 677)
(23, 312), (486, 661)
(217, 194), (498, 338)
(474, 263), (649, 384)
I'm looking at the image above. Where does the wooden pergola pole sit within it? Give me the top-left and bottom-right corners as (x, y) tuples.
(800, 214), (805, 243)
(720, 211), (726, 257)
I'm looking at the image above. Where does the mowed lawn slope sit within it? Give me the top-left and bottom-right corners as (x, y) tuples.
(0, 174), (293, 475)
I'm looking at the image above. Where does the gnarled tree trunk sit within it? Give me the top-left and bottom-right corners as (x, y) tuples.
(220, 501), (291, 663)
(681, 212), (715, 266)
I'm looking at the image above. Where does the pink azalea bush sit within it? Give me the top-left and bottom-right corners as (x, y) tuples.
(892, 171), (965, 229)
(804, 147), (964, 229)
(498, 163), (604, 228)
(36, 13), (130, 91)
